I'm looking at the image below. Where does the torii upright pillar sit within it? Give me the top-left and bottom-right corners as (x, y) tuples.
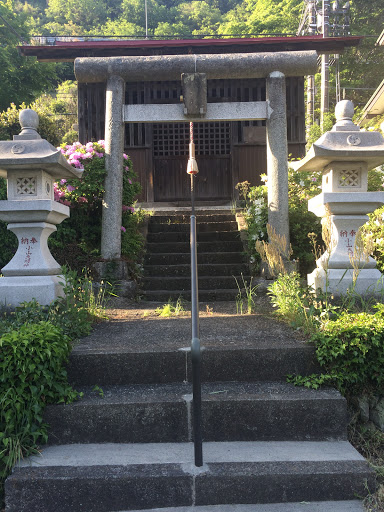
(266, 71), (290, 245)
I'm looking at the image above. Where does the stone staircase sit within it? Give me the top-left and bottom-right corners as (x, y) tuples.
(5, 309), (374, 511)
(142, 211), (250, 302)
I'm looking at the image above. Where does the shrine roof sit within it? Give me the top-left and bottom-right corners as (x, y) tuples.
(18, 35), (362, 62)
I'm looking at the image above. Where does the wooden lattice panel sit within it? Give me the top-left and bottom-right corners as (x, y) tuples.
(153, 122), (231, 157)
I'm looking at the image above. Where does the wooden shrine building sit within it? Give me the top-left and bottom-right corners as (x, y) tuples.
(20, 36), (361, 206)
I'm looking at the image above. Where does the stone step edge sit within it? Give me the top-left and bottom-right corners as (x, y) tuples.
(18, 441), (366, 469)
(122, 502), (365, 512)
(142, 287), (269, 298)
(141, 276), (251, 283)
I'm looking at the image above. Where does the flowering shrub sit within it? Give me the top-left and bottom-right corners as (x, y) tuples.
(49, 140), (143, 273)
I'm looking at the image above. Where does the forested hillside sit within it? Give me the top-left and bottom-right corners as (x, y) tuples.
(0, 0), (384, 114)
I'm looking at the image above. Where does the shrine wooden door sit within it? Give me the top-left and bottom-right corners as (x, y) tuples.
(152, 121), (232, 202)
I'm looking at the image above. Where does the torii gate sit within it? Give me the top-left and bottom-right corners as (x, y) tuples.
(75, 51), (317, 261)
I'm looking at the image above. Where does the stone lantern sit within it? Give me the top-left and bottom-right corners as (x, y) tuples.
(291, 100), (384, 296)
(0, 109), (83, 306)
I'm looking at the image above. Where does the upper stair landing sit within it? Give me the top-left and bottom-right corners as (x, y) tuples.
(142, 211), (250, 302)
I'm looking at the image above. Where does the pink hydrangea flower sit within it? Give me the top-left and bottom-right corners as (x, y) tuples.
(121, 226), (126, 232)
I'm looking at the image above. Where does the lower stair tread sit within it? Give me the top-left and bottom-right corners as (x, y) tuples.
(124, 503), (365, 512)
(6, 442), (373, 512)
(15, 441), (368, 467)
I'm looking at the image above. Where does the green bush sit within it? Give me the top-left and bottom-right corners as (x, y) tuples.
(268, 273), (384, 396)
(0, 102), (60, 146)
(287, 167), (323, 275)
(0, 267), (107, 503)
(0, 178), (18, 269)
(0, 321), (79, 498)
(289, 308), (384, 396)
(239, 167), (323, 275)
(236, 181), (268, 272)
(361, 204), (384, 273)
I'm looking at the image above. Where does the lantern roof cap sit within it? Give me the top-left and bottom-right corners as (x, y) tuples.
(291, 100), (384, 172)
(0, 109), (83, 179)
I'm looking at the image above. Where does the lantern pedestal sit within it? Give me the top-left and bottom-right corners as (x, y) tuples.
(0, 201), (70, 307)
(306, 193), (384, 296)
(308, 268), (384, 297)
(0, 275), (66, 307)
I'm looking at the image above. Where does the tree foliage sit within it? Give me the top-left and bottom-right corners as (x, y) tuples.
(1, 0), (384, 119)
(0, 0), (57, 111)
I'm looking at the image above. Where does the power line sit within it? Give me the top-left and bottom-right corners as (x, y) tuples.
(0, 13), (27, 43)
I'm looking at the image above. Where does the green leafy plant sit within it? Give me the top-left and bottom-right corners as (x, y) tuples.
(0, 321), (80, 499)
(0, 267), (108, 503)
(268, 272), (320, 333)
(92, 385), (104, 398)
(237, 166), (323, 276)
(360, 205), (384, 274)
(288, 307), (384, 395)
(234, 273), (258, 315)
(155, 297), (187, 317)
(0, 102), (61, 146)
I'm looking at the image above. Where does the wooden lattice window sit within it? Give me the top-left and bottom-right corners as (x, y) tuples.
(153, 122), (231, 157)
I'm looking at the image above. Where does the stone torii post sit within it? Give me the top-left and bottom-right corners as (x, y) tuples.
(75, 52), (317, 263)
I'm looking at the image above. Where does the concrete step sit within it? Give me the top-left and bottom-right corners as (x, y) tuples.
(67, 315), (318, 385)
(148, 221), (238, 233)
(142, 289), (246, 301)
(150, 214), (236, 224)
(141, 276), (252, 291)
(147, 230), (241, 243)
(6, 441), (374, 512)
(143, 263), (250, 277)
(43, 382), (347, 445)
(146, 240), (244, 254)
(144, 252), (248, 265)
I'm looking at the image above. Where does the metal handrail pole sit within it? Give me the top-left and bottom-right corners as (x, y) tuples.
(190, 174), (203, 467)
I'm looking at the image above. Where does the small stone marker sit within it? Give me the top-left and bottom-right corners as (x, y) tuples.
(292, 100), (384, 296)
(0, 109), (83, 307)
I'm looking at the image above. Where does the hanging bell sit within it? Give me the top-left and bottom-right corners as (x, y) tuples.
(187, 141), (199, 175)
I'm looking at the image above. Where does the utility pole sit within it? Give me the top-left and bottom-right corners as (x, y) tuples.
(307, 0), (317, 135)
(320, 0), (330, 129)
(297, 1), (318, 136)
(297, 0), (351, 135)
